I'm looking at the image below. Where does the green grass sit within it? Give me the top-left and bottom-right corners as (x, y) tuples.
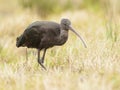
(0, 5), (120, 90)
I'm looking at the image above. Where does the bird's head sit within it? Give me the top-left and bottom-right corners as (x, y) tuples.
(61, 18), (71, 30)
(61, 18), (87, 48)
(16, 34), (26, 47)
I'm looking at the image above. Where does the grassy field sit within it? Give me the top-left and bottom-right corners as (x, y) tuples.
(0, 0), (120, 90)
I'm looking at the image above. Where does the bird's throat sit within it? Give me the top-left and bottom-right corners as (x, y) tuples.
(56, 30), (68, 45)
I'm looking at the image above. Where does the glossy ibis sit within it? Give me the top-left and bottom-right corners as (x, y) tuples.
(16, 18), (87, 70)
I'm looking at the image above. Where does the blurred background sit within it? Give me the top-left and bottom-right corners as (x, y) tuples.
(1, 0), (120, 18)
(0, 0), (120, 90)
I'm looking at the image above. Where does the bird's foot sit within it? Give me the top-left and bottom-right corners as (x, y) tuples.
(38, 59), (46, 70)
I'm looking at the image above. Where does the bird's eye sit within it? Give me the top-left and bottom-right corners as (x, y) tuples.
(63, 23), (67, 26)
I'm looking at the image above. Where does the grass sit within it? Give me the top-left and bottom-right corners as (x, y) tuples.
(0, 7), (120, 90)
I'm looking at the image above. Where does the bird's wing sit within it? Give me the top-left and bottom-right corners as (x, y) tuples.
(24, 21), (60, 37)
(42, 22), (60, 37)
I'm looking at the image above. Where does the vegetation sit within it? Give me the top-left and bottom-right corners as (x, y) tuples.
(19, 0), (104, 17)
(0, 0), (120, 90)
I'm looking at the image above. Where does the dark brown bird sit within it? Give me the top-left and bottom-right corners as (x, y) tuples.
(16, 18), (87, 70)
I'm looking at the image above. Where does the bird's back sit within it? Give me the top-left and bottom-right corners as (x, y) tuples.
(24, 21), (60, 36)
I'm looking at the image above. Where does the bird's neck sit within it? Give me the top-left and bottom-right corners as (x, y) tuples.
(56, 30), (68, 45)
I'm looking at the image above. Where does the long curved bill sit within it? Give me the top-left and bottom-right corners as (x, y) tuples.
(69, 26), (87, 48)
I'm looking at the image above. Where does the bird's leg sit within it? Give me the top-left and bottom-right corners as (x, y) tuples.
(41, 48), (47, 63)
(38, 49), (46, 70)
(38, 49), (40, 63)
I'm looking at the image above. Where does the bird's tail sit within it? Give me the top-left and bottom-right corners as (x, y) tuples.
(16, 34), (25, 47)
